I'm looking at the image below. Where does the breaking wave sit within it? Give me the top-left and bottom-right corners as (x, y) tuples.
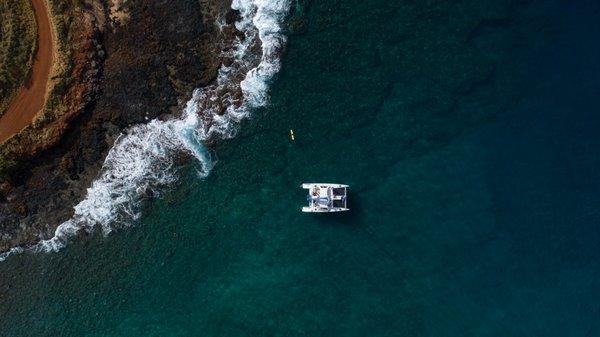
(0, 0), (291, 262)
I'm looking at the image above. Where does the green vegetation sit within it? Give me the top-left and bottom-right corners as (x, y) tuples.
(0, 0), (37, 117)
(32, 0), (81, 127)
(0, 0), (87, 181)
(0, 155), (18, 181)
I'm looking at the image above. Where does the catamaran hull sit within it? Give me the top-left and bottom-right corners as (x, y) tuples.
(302, 207), (349, 213)
(302, 183), (349, 189)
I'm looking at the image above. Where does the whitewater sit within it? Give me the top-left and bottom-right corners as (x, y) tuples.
(0, 0), (291, 261)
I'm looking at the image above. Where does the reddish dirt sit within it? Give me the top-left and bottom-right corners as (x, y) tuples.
(0, 0), (54, 143)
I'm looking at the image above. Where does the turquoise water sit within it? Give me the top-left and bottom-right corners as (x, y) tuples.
(1, 0), (600, 336)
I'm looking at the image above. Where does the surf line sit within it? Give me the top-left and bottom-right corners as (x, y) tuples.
(0, 0), (293, 262)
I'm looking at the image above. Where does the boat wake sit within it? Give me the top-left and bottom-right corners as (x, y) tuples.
(0, 0), (291, 262)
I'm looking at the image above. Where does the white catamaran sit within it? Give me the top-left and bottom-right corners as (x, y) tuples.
(301, 183), (349, 213)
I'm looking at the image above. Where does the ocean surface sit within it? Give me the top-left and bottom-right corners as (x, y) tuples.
(1, 0), (600, 336)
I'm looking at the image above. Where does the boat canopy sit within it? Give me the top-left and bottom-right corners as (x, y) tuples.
(301, 183), (349, 213)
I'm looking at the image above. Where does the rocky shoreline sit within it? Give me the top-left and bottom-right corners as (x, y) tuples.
(0, 0), (236, 253)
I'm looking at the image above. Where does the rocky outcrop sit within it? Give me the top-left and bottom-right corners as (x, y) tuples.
(0, 0), (235, 252)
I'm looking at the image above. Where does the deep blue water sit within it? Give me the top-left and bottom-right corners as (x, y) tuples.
(0, 0), (599, 336)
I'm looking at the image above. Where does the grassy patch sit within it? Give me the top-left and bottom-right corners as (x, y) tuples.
(0, 0), (89, 180)
(32, 0), (82, 126)
(0, 0), (37, 117)
(0, 154), (18, 181)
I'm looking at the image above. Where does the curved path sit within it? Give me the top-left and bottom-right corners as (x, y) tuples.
(0, 0), (54, 143)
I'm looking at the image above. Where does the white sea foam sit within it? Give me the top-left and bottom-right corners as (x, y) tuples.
(0, 0), (291, 262)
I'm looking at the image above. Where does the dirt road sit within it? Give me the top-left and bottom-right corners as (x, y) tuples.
(0, 0), (54, 143)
